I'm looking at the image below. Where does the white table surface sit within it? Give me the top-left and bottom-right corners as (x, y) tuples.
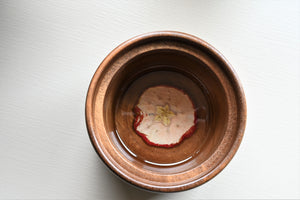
(1, 0), (299, 199)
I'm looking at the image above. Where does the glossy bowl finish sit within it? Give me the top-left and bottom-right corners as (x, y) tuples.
(85, 31), (247, 192)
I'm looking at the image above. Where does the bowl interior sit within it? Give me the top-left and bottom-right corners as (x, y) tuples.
(103, 50), (228, 172)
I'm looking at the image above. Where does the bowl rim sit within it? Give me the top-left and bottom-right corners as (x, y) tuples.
(85, 31), (247, 192)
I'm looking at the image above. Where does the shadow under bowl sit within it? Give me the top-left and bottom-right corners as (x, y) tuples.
(86, 31), (247, 192)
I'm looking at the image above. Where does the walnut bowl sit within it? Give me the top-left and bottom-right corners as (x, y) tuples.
(85, 31), (246, 192)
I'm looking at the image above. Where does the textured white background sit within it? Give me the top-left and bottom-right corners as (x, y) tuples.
(1, 0), (299, 199)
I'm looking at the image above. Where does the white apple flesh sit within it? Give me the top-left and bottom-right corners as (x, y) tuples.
(134, 86), (196, 148)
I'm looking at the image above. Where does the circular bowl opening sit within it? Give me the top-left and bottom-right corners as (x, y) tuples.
(86, 31), (246, 192)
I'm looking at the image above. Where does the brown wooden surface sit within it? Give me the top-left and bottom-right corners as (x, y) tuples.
(85, 31), (247, 192)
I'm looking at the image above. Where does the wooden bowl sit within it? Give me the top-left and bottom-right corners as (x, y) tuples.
(85, 31), (247, 192)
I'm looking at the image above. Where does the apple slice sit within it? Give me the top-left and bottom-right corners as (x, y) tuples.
(133, 86), (196, 148)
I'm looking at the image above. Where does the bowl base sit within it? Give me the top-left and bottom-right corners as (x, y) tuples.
(115, 68), (210, 168)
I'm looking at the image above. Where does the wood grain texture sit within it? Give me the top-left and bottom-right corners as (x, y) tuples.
(0, 0), (299, 199)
